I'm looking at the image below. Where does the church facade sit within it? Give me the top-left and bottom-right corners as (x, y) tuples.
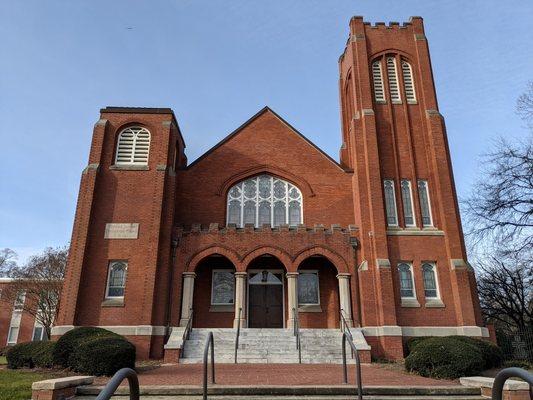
(52, 16), (488, 361)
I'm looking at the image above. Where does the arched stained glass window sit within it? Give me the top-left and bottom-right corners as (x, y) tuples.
(398, 263), (415, 298)
(227, 175), (303, 227)
(422, 263), (438, 298)
(106, 261), (127, 298)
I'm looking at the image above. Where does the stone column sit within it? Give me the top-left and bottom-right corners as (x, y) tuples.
(286, 272), (299, 328)
(233, 272), (247, 328)
(179, 272), (196, 326)
(337, 273), (353, 327)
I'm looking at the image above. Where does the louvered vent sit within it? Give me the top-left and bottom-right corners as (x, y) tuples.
(115, 127), (151, 165)
(372, 60), (385, 102)
(401, 60), (416, 103)
(386, 57), (401, 103)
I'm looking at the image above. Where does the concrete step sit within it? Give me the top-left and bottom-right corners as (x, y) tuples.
(75, 385), (483, 399)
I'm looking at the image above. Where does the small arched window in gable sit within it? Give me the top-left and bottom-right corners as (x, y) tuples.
(401, 60), (416, 103)
(371, 60), (385, 103)
(227, 174), (303, 228)
(386, 56), (401, 103)
(115, 126), (151, 165)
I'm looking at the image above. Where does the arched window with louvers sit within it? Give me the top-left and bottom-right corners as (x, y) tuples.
(401, 59), (416, 103)
(115, 126), (151, 165)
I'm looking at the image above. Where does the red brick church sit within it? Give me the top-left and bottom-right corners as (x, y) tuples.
(52, 16), (488, 361)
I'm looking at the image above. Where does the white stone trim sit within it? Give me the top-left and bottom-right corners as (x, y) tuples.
(460, 376), (530, 391)
(51, 325), (168, 336)
(362, 325), (489, 338)
(32, 376), (94, 390)
(386, 229), (444, 236)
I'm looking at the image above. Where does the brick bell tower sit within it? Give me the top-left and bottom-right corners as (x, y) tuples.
(55, 108), (185, 359)
(339, 17), (483, 358)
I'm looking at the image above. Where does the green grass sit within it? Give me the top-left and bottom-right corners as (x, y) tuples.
(0, 369), (68, 400)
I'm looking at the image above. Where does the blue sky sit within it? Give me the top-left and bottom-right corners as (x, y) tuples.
(0, 1), (532, 264)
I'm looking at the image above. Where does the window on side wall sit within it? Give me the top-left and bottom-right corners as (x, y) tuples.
(398, 263), (416, 299)
(401, 179), (416, 227)
(383, 179), (398, 227)
(211, 270), (235, 305)
(418, 180), (433, 227)
(298, 271), (320, 305)
(106, 261), (127, 299)
(422, 262), (439, 299)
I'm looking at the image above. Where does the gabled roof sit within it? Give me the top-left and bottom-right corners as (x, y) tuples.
(187, 106), (345, 171)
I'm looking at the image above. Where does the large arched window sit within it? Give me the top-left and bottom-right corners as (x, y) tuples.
(227, 174), (303, 227)
(115, 126), (151, 165)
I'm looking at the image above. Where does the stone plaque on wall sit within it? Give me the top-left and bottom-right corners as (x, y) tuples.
(104, 223), (139, 239)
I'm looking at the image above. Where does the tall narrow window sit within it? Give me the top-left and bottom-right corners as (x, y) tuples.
(401, 60), (416, 103)
(422, 263), (438, 298)
(398, 263), (415, 298)
(418, 180), (433, 227)
(227, 175), (303, 228)
(386, 57), (401, 103)
(383, 180), (398, 226)
(115, 126), (151, 165)
(372, 60), (385, 103)
(106, 261), (127, 299)
(13, 290), (26, 311)
(401, 180), (416, 227)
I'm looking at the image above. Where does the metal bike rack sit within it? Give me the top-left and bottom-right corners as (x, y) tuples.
(203, 331), (215, 400)
(95, 368), (139, 400)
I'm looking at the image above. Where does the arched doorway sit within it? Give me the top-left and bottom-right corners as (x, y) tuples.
(297, 256), (341, 328)
(192, 255), (236, 328)
(246, 255), (287, 328)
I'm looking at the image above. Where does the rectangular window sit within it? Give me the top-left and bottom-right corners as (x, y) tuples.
(298, 271), (320, 305)
(398, 263), (416, 299)
(32, 326), (44, 342)
(14, 290), (26, 311)
(105, 261), (127, 299)
(211, 270), (235, 305)
(418, 180), (433, 227)
(7, 327), (19, 345)
(383, 179), (398, 226)
(401, 180), (416, 227)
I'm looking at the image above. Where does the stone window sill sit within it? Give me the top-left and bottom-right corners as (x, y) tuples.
(209, 305), (234, 312)
(102, 298), (125, 307)
(298, 304), (322, 313)
(425, 298), (445, 308)
(401, 298), (421, 308)
(109, 165), (149, 171)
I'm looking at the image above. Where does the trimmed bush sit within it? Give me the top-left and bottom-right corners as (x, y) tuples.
(448, 336), (503, 369)
(503, 360), (532, 369)
(6, 341), (56, 369)
(406, 337), (430, 355)
(405, 337), (484, 379)
(53, 327), (119, 368)
(71, 336), (135, 376)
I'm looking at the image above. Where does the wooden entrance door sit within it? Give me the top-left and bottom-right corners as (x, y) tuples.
(248, 285), (283, 328)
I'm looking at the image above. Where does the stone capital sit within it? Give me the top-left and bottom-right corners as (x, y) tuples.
(336, 273), (351, 279)
(286, 272), (299, 278)
(182, 272), (196, 278)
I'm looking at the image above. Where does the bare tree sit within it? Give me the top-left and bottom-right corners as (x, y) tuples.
(0, 248), (17, 276)
(463, 82), (533, 257)
(477, 254), (532, 331)
(1, 247), (67, 339)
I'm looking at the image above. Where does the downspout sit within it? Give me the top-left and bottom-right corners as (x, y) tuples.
(165, 237), (180, 339)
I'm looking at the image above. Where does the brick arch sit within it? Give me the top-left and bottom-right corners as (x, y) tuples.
(370, 49), (414, 63)
(217, 165), (315, 198)
(241, 246), (293, 272)
(186, 245), (241, 272)
(293, 246), (349, 274)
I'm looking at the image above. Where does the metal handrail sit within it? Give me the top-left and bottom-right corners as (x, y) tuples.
(184, 308), (194, 341)
(292, 307), (302, 364)
(234, 307), (242, 364)
(340, 309), (354, 359)
(341, 332), (363, 400)
(203, 331), (215, 400)
(95, 368), (139, 400)
(492, 367), (533, 400)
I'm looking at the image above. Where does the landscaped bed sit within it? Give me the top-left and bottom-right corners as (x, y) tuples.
(0, 369), (72, 400)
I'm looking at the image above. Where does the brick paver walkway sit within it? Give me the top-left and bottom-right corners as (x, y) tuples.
(94, 363), (455, 387)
